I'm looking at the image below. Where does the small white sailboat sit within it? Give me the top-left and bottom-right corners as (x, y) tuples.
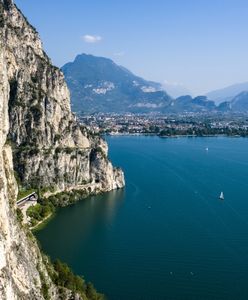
(205, 147), (209, 151)
(219, 192), (224, 200)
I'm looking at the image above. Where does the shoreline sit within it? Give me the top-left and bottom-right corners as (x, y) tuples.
(31, 186), (125, 232)
(31, 212), (54, 232)
(31, 134), (245, 232)
(105, 133), (246, 138)
(158, 134), (244, 138)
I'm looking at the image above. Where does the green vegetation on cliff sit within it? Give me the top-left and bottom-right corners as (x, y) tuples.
(38, 253), (105, 300)
(52, 260), (105, 300)
(26, 188), (95, 228)
(27, 201), (55, 227)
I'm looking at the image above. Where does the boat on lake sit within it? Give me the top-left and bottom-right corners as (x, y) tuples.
(219, 192), (224, 200)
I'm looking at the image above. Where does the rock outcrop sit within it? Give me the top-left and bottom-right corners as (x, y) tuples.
(2, 0), (124, 194)
(0, 0), (124, 299)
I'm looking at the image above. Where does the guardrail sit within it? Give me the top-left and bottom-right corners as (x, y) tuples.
(17, 192), (38, 207)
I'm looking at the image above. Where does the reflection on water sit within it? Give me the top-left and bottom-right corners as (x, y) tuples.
(36, 189), (125, 263)
(88, 188), (125, 224)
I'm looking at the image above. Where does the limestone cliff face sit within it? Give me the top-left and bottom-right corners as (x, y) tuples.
(0, 0), (124, 299)
(0, 3), (55, 298)
(1, 0), (124, 194)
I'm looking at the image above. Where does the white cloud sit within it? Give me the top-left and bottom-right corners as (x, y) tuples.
(82, 35), (102, 43)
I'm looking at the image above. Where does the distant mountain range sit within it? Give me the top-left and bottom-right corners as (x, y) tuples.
(218, 91), (248, 111)
(172, 95), (216, 112)
(206, 82), (248, 105)
(163, 81), (192, 98)
(62, 54), (248, 114)
(62, 54), (172, 113)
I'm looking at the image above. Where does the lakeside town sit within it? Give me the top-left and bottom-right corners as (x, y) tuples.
(78, 113), (248, 137)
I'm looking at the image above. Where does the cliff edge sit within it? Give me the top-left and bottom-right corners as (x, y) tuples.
(0, 0), (124, 299)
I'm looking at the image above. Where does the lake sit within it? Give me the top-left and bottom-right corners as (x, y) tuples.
(36, 136), (248, 300)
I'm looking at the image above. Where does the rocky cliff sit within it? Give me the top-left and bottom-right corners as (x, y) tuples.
(0, 0), (124, 299)
(2, 0), (124, 194)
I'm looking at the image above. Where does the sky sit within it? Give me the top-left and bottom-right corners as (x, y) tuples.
(15, 0), (248, 95)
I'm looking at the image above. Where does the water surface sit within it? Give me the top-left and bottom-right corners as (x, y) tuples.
(36, 136), (248, 300)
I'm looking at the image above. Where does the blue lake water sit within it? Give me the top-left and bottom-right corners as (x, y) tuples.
(36, 136), (248, 300)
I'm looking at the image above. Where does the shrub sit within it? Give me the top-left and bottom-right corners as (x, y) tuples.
(29, 148), (40, 156)
(53, 260), (85, 292)
(51, 259), (104, 299)
(27, 204), (43, 221)
(27, 201), (55, 225)
(54, 134), (61, 143)
(30, 104), (43, 122)
(65, 147), (74, 155)
(55, 147), (62, 154)
(86, 282), (105, 300)
(16, 208), (24, 223)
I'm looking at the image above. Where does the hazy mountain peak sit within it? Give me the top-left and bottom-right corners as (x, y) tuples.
(61, 53), (248, 114)
(62, 54), (171, 113)
(230, 91), (248, 110)
(206, 82), (248, 104)
(163, 80), (192, 98)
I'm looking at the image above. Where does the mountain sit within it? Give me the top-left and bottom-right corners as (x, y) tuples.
(163, 81), (192, 98)
(62, 54), (219, 114)
(219, 91), (248, 112)
(206, 82), (248, 104)
(0, 1), (123, 299)
(230, 91), (248, 111)
(62, 54), (173, 113)
(172, 95), (216, 112)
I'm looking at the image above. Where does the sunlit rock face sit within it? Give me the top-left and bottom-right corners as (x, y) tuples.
(0, 1), (124, 299)
(1, 0), (124, 194)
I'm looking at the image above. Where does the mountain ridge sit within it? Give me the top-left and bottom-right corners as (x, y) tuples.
(206, 82), (248, 104)
(62, 54), (220, 114)
(62, 53), (172, 113)
(219, 91), (248, 112)
(62, 54), (248, 114)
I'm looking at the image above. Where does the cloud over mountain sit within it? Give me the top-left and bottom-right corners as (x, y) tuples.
(82, 34), (102, 43)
